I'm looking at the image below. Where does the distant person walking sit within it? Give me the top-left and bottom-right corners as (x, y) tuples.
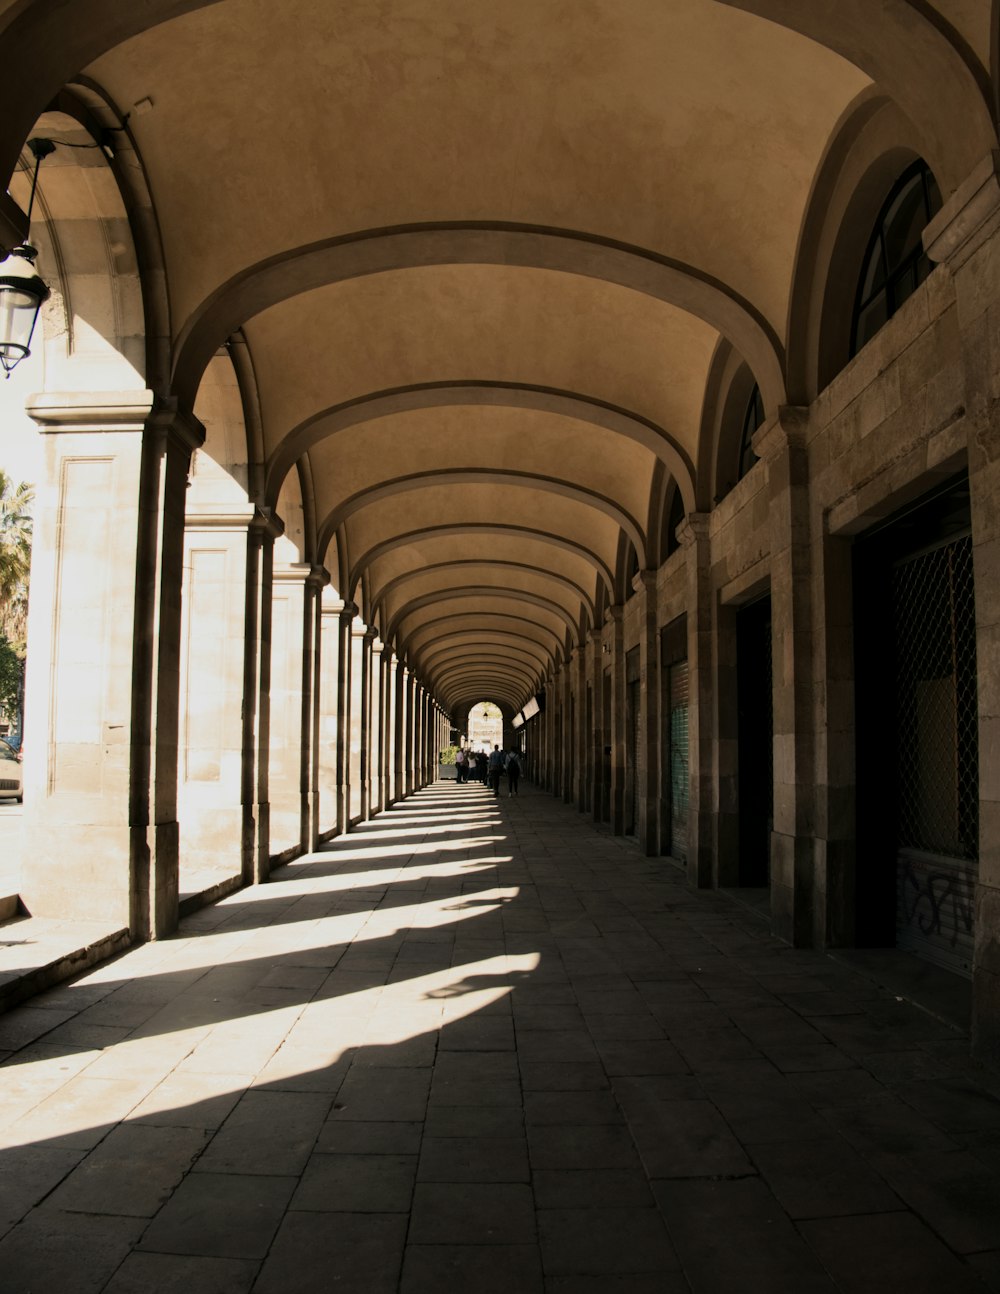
(455, 747), (467, 783)
(476, 750), (488, 784)
(488, 745), (504, 795)
(505, 747), (521, 796)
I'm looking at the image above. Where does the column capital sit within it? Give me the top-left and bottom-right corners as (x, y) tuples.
(606, 603), (624, 624)
(925, 151), (1000, 270)
(273, 561), (314, 585)
(184, 502), (258, 529)
(751, 405), (809, 462)
(631, 568), (657, 595)
(371, 638), (386, 657)
(250, 505), (285, 541)
(305, 564), (330, 591)
(363, 625), (379, 644)
(588, 627), (603, 645)
(676, 512), (710, 548)
(339, 601), (359, 624)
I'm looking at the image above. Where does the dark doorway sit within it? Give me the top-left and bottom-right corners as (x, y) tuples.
(854, 474), (978, 974)
(737, 596), (773, 886)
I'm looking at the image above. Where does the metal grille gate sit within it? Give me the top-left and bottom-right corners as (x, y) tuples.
(669, 661), (689, 861)
(892, 533), (978, 976)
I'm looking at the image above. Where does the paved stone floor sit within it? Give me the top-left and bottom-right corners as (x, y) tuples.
(1, 781), (1000, 1292)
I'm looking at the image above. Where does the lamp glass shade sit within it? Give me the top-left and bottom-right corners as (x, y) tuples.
(0, 246), (49, 375)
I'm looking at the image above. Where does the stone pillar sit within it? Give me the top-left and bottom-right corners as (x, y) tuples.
(268, 562), (312, 860)
(678, 515), (714, 888)
(335, 603), (356, 835)
(753, 408), (815, 947)
(387, 654), (400, 805)
(633, 570), (660, 855)
(356, 626), (376, 820)
(242, 510), (281, 883)
(394, 660), (408, 801)
(178, 501), (257, 891)
(608, 605), (626, 834)
(562, 658), (574, 804)
(302, 566), (328, 851)
(404, 669), (417, 795)
(317, 590), (344, 840)
(589, 628), (603, 821)
(370, 640), (386, 814)
(349, 617), (367, 824)
(22, 393), (203, 939)
(926, 159), (1000, 1060)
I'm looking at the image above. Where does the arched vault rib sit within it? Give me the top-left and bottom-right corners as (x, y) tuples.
(264, 382), (697, 514)
(404, 612), (563, 667)
(424, 648), (548, 688)
(419, 634), (551, 676)
(377, 561), (595, 626)
(323, 471), (647, 569)
(388, 587), (580, 649)
(171, 225), (787, 414)
(351, 524), (614, 596)
(717, 0), (996, 190)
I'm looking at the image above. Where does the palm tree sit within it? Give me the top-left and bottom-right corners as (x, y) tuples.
(0, 470), (32, 648)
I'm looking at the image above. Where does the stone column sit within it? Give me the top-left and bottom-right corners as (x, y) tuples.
(268, 562), (313, 860)
(589, 628), (603, 821)
(335, 603), (356, 835)
(317, 590), (344, 840)
(678, 515), (714, 888)
(562, 658), (574, 804)
(633, 570), (660, 855)
(370, 640), (387, 814)
(349, 617), (367, 824)
(926, 159), (1000, 1061)
(608, 605), (626, 834)
(242, 509), (281, 883)
(178, 501), (257, 892)
(22, 393), (203, 939)
(387, 654), (400, 805)
(401, 667), (413, 797)
(753, 408), (815, 947)
(302, 565), (328, 851)
(356, 626), (376, 820)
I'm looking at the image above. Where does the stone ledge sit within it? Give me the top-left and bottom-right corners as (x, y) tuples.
(0, 916), (130, 1015)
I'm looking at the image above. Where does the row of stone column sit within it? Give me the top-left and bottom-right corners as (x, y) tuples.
(18, 392), (447, 941)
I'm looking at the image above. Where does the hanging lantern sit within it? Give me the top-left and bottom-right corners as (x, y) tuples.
(0, 244), (49, 377)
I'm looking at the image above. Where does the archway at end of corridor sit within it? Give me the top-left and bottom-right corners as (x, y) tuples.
(465, 700), (504, 754)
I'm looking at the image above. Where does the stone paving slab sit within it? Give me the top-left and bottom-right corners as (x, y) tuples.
(0, 781), (999, 1290)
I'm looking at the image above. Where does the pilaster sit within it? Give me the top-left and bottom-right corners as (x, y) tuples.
(608, 604), (626, 835)
(317, 591), (345, 840)
(633, 570), (660, 855)
(678, 514), (714, 888)
(926, 154), (1000, 1060)
(21, 392), (204, 939)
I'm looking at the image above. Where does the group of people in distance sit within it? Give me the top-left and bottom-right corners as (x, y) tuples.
(454, 744), (522, 796)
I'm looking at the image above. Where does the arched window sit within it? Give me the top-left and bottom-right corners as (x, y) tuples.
(851, 160), (942, 356)
(737, 383), (764, 482)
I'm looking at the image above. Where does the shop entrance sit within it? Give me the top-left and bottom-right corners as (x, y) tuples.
(854, 475), (978, 975)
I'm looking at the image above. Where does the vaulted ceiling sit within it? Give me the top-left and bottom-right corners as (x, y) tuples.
(4, 0), (993, 714)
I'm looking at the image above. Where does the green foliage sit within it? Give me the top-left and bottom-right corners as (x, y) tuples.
(439, 745), (458, 766)
(0, 636), (22, 717)
(0, 471), (32, 652)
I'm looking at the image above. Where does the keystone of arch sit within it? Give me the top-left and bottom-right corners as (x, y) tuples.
(264, 382), (697, 516)
(171, 224), (787, 413)
(322, 470), (647, 569)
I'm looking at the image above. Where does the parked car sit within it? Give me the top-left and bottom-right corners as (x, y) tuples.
(0, 742), (22, 801)
(0, 737), (21, 762)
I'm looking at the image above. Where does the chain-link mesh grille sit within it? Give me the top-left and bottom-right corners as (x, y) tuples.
(892, 535), (978, 860)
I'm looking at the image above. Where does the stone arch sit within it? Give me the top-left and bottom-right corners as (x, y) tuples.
(321, 470), (648, 568)
(263, 381), (697, 515)
(387, 587), (580, 648)
(170, 225), (786, 416)
(348, 524), (615, 598)
(785, 91), (940, 401)
(377, 561), (596, 626)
